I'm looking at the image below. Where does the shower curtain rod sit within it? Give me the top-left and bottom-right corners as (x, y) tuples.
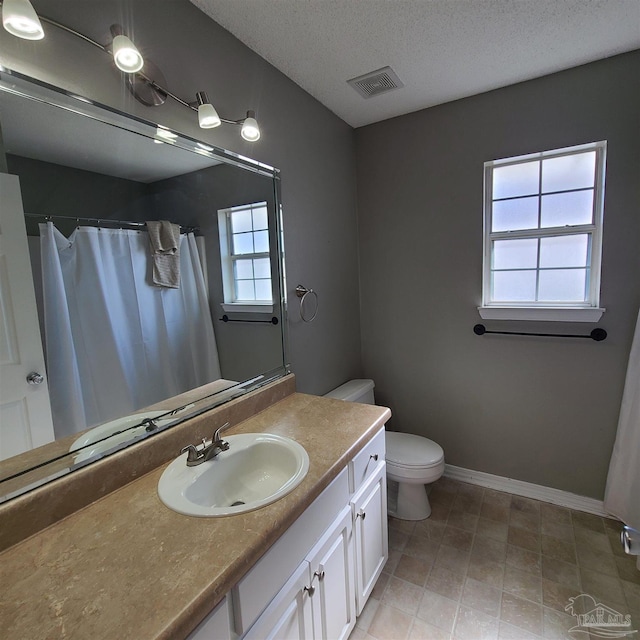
(24, 213), (199, 234)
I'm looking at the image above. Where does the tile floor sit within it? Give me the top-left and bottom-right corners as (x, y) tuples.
(349, 477), (640, 640)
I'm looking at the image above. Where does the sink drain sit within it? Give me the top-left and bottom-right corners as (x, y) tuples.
(230, 500), (245, 507)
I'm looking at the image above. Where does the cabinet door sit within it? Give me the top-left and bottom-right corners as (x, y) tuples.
(351, 463), (388, 615)
(308, 507), (355, 640)
(244, 560), (314, 640)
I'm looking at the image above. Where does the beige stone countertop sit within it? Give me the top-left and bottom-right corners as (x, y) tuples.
(0, 392), (390, 640)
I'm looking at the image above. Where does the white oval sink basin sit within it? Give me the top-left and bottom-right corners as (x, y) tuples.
(157, 433), (310, 517)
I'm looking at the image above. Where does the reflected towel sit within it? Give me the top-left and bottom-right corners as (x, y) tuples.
(147, 220), (181, 288)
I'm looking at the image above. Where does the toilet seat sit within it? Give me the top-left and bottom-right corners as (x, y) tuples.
(385, 432), (445, 484)
(385, 432), (444, 468)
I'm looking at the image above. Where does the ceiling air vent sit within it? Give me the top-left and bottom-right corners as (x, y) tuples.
(347, 66), (404, 99)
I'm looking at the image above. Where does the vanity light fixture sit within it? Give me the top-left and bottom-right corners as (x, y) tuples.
(110, 24), (144, 74)
(0, 2), (261, 141)
(194, 91), (221, 129)
(241, 111), (261, 142)
(2, 0), (44, 40)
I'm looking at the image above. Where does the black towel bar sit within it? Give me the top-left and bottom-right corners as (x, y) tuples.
(220, 315), (279, 325)
(473, 324), (606, 341)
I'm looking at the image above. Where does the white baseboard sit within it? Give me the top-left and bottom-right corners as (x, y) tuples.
(444, 464), (608, 518)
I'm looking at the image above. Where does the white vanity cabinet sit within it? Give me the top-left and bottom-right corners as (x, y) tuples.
(187, 426), (387, 640)
(347, 426), (388, 615)
(308, 507), (355, 640)
(244, 560), (315, 640)
(352, 463), (387, 615)
(245, 506), (354, 640)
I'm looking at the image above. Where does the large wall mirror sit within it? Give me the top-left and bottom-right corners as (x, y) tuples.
(0, 69), (288, 503)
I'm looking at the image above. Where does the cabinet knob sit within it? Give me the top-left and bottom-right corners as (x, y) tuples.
(357, 510), (366, 520)
(370, 453), (379, 461)
(314, 570), (325, 581)
(304, 585), (315, 597)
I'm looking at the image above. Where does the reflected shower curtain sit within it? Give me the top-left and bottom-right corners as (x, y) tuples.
(40, 223), (221, 438)
(604, 307), (640, 531)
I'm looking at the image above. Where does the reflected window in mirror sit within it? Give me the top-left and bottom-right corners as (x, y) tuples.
(218, 201), (273, 312)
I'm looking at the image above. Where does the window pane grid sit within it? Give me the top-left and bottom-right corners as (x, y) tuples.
(223, 202), (272, 303)
(484, 142), (604, 309)
(490, 149), (597, 235)
(489, 234), (592, 303)
(490, 188), (595, 233)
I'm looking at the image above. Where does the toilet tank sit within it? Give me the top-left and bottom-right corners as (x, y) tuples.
(324, 379), (375, 405)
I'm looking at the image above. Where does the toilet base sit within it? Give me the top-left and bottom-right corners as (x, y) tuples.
(387, 480), (432, 521)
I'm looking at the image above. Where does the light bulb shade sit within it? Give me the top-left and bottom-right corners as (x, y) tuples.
(2, 0), (44, 40)
(112, 34), (144, 73)
(198, 103), (221, 129)
(241, 112), (260, 142)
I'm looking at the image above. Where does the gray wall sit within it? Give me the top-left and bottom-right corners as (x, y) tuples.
(0, 123), (7, 172)
(0, 0), (362, 394)
(356, 51), (640, 500)
(7, 155), (151, 230)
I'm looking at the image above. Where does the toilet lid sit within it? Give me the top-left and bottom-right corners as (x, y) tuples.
(385, 432), (444, 467)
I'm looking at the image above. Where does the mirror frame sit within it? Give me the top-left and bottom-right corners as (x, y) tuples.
(0, 67), (290, 502)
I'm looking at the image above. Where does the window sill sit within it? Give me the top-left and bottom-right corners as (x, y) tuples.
(221, 303), (274, 314)
(477, 306), (605, 323)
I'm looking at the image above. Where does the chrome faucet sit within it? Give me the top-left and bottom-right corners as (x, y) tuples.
(181, 422), (232, 466)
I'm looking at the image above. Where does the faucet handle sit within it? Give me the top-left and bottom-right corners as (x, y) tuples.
(181, 444), (202, 464)
(213, 421), (231, 442)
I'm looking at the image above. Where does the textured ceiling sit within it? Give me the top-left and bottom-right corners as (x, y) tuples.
(191, 0), (640, 128)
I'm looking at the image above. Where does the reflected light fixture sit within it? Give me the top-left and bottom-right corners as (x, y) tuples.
(194, 91), (221, 129)
(1, 4), (261, 142)
(2, 0), (44, 40)
(110, 25), (144, 73)
(241, 111), (261, 142)
(155, 126), (178, 143)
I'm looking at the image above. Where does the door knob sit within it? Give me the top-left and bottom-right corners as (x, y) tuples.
(26, 372), (44, 385)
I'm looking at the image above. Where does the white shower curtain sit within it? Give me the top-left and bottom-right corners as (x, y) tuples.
(604, 307), (640, 531)
(40, 223), (221, 438)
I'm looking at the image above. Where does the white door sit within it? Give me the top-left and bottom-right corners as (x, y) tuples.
(308, 506), (356, 640)
(0, 172), (55, 459)
(352, 464), (388, 615)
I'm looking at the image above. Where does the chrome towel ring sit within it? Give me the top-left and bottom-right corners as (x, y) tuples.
(295, 284), (318, 323)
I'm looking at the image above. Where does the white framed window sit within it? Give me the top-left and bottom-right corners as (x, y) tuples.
(480, 141), (606, 322)
(218, 201), (273, 312)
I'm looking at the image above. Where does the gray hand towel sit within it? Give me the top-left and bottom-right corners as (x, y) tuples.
(147, 220), (181, 288)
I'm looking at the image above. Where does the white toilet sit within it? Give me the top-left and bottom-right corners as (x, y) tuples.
(325, 379), (445, 520)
